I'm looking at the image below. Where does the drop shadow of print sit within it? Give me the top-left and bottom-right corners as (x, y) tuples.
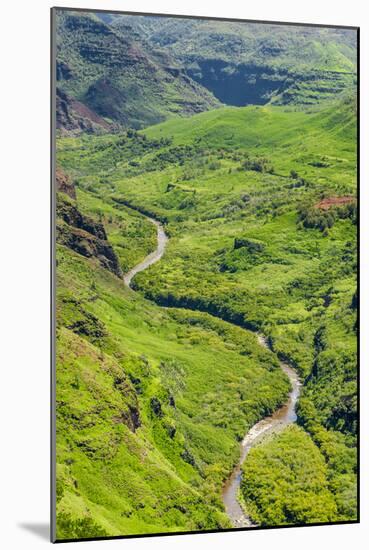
(18, 523), (49, 541)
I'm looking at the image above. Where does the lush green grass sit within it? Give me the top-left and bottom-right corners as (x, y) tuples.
(56, 96), (357, 534)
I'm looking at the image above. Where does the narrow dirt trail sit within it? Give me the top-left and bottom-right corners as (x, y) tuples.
(123, 211), (301, 528)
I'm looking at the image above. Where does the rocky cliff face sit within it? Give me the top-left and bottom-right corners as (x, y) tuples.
(55, 167), (76, 199)
(56, 194), (123, 278)
(56, 88), (115, 134)
(186, 60), (355, 106)
(186, 60), (286, 106)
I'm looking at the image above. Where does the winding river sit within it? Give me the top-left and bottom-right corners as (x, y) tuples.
(222, 336), (301, 527)
(123, 211), (301, 528)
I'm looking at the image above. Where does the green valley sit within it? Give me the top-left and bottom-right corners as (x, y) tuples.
(54, 8), (358, 541)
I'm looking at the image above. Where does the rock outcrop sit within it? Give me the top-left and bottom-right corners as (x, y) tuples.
(56, 194), (122, 278)
(56, 88), (114, 134)
(56, 167), (76, 199)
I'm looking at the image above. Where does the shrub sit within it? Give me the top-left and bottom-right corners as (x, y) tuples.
(234, 238), (264, 252)
(242, 156), (274, 173)
(208, 160), (221, 170)
(56, 512), (107, 540)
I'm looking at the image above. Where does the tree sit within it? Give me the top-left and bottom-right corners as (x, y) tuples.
(290, 169), (298, 179)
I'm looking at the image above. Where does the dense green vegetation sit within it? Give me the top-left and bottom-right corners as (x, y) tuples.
(241, 426), (339, 525)
(55, 10), (357, 540)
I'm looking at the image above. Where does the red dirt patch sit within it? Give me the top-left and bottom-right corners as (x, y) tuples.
(315, 196), (356, 211)
(70, 98), (111, 130)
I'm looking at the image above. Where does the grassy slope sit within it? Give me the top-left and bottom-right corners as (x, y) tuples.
(56, 98), (357, 531)
(141, 100), (356, 179)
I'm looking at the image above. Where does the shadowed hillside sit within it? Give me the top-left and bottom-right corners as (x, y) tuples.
(111, 15), (357, 107)
(55, 11), (220, 131)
